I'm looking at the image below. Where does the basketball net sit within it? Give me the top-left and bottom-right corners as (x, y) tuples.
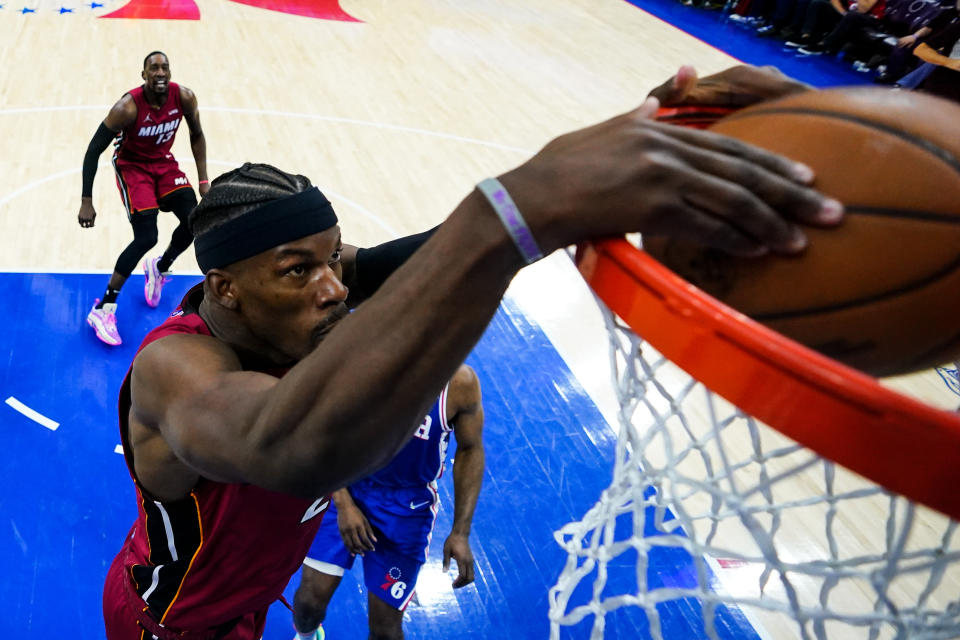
(548, 239), (960, 640)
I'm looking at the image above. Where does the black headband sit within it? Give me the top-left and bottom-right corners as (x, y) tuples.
(194, 187), (338, 272)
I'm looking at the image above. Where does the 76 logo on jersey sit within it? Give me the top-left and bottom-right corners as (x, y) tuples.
(381, 567), (407, 599)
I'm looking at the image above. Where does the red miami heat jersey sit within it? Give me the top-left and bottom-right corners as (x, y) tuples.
(114, 83), (184, 163)
(106, 284), (329, 637)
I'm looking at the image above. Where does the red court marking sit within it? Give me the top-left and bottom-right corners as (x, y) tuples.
(715, 558), (752, 569)
(100, 0), (200, 19)
(100, 0), (359, 20)
(225, 0), (360, 20)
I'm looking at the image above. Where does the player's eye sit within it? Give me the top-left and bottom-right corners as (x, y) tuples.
(329, 249), (342, 266)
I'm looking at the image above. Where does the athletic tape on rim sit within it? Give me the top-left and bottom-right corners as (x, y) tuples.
(194, 187), (338, 272)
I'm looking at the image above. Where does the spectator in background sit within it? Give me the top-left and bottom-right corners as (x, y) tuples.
(757, 0), (805, 38)
(797, 0), (888, 57)
(784, 0), (886, 49)
(875, 19), (939, 83)
(911, 0), (960, 101)
(729, 0), (776, 27)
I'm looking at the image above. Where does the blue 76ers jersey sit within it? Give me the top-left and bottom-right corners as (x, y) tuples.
(366, 385), (452, 489)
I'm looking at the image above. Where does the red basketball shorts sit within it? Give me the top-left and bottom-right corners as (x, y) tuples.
(113, 155), (191, 218)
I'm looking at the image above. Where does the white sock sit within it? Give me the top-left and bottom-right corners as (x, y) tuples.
(294, 629), (318, 640)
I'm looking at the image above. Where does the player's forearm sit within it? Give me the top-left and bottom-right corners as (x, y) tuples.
(191, 133), (208, 182)
(331, 488), (355, 509)
(245, 191), (522, 498)
(450, 446), (485, 535)
(81, 123), (115, 197)
(914, 42), (952, 66)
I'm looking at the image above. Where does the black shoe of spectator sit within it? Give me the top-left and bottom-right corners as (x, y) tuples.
(756, 24), (782, 36)
(779, 27), (799, 41)
(874, 72), (899, 84)
(798, 41), (827, 54)
(785, 33), (812, 47)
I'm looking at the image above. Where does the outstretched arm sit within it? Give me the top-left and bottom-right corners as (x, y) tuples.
(443, 364), (485, 588)
(78, 96), (136, 228)
(180, 86), (209, 196)
(132, 68), (842, 502)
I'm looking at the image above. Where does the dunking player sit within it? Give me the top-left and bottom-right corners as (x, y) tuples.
(79, 51), (209, 346)
(293, 364), (485, 640)
(102, 66), (845, 640)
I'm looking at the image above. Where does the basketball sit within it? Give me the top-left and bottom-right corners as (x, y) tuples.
(644, 88), (960, 377)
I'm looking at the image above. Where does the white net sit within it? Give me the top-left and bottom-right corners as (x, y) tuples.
(548, 303), (960, 640)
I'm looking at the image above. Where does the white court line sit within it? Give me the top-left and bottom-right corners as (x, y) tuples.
(0, 159), (403, 238)
(5, 396), (60, 431)
(201, 106), (536, 154)
(0, 105), (112, 115)
(0, 166), (84, 209)
(0, 104), (535, 246)
(0, 105), (536, 155)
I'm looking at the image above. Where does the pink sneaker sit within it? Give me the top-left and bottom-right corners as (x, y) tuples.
(144, 256), (170, 308)
(87, 300), (122, 346)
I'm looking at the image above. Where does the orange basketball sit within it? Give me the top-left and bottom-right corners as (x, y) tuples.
(645, 88), (960, 377)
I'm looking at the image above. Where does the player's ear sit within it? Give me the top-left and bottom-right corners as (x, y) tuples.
(205, 269), (239, 310)
(141, 68), (147, 82)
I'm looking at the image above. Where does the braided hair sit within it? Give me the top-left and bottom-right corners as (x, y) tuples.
(188, 163), (313, 239)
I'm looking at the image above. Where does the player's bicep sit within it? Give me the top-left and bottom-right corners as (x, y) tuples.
(131, 335), (279, 483)
(449, 365), (485, 448)
(180, 87), (203, 133)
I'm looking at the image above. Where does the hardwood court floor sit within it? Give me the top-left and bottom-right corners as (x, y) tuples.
(0, 1), (957, 639)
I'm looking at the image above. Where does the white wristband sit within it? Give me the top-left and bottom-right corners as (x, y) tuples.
(476, 177), (543, 264)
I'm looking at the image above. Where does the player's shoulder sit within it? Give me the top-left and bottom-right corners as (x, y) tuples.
(106, 92), (139, 129)
(177, 84), (199, 106)
(114, 91), (138, 113)
(451, 363), (477, 388)
(135, 331), (241, 384)
(447, 364), (480, 410)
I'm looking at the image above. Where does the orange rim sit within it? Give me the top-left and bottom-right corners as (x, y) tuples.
(577, 238), (960, 521)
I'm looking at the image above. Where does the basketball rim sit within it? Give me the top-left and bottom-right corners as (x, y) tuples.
(575, 238), (960, 521)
